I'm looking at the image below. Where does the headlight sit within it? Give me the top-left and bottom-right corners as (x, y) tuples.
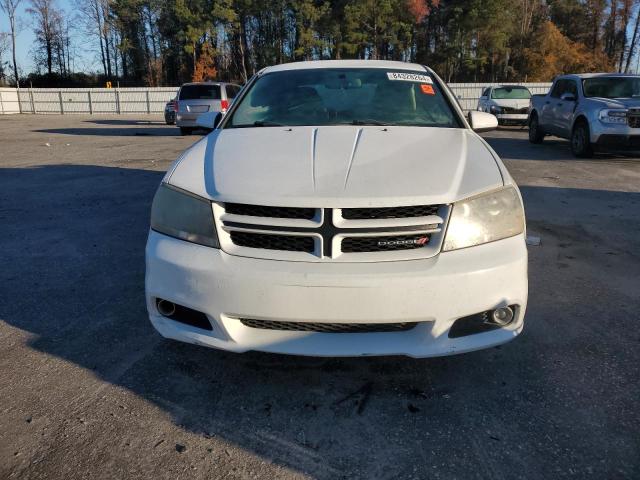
(150, 183), (219, 248)
(443, 187), (524, 251)
(599, 109), (628, 124)
(490, 105), (502, 114)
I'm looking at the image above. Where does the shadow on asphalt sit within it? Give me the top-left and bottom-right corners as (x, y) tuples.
(1, 163), (639, 478)
(85, 119), (168, 126)
(33, 127), (185, 137)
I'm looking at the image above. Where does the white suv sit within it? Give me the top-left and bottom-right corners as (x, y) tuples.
(146, 60), (528, 358)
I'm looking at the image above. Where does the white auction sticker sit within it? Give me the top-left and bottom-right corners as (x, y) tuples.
(386, 72), (433, 83)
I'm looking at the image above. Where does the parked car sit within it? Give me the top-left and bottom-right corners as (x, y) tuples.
(146, 60), (527, 358)
(164, 99), (176, 125)
(529, 73), (640, 157)
(477, 85), (531, 125)
(175, 82), (242, 135)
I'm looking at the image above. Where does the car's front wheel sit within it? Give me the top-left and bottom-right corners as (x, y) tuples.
(571, 121), (593, 158)
(528, 114), (544, 144)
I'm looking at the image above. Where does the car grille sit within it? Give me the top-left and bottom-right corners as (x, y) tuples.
(501, 106), (528, 114)
(225, 203), (315, 219)
(629, 116), (640, 128)
(229, 231), (314, 252)
(342, 205), (439, 219)
(342, 234), (430, 253)
(216, 204), (448, 262)
(239, 318), (419, 333)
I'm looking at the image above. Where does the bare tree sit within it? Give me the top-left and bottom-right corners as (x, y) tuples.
(27, 0), (62, 75)
(0, 0), (22, 85)
(75, 0), (112, 77)
(617, 0), (634, 71)
(625, 2), (640, 72)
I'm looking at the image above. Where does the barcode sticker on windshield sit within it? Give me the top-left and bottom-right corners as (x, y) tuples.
(387, 72), (433, 83)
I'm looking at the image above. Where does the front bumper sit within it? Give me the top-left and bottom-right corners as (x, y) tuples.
(594, 134), (640, 150)
(145, 231), (528, 358)
(495, 113), (528, 125)
(590, 120), (640, 145)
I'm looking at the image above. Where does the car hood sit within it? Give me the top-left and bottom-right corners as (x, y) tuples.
(491, 98), (531, 109)
(167, 126), (504, 207)
(589, 97), (640, 109)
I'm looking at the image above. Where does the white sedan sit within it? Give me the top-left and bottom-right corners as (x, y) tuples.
(146, 60), (528, 358)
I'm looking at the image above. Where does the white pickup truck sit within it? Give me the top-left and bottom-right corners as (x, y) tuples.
(145, 60), (528, 358)
(529, 73), (640, 157)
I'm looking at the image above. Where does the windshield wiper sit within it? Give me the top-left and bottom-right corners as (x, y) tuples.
(252, 120), (286, 127)
(349, 119), (393, 126)
(230, 120), (286, 128)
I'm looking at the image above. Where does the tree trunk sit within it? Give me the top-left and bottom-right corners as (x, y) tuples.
(46, 38), (52, 75)
(624, 4), (640, 72)
(10, 15), (18, 85)
(105, 32), (112, 77)
(239, 16), (249, 82)
(618, 0), (632, 71)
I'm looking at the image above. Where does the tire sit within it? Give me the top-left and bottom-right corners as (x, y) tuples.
(528, 114), (544, 144)
(571, 121), (593, 158)
(179, 127), (192, 136)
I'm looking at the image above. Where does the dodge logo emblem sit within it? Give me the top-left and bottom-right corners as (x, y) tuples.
(377, 237), (429, 247)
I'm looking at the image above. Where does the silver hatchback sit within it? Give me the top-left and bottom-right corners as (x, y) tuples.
(175, 82), (242, 135)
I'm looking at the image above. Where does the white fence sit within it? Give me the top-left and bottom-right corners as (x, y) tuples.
(0, 83), (552, 115)
(0, 87), (178, 114)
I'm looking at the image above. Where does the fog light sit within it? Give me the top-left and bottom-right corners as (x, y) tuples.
(156, 299), (177, 317)
(491, 307), (514, 326)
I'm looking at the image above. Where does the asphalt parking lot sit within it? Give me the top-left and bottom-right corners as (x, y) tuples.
(1, 115), (639, 479)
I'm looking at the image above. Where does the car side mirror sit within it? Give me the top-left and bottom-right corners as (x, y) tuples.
(468, 111), (498, 133)
(196, 111), (223, 130)
(560, 93), (576, 102)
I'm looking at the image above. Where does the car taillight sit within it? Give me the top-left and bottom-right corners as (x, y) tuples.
(173, 101), (179, 112)
(221, 99), (229, 112)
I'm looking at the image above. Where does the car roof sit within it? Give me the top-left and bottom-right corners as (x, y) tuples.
(558, 73), (640, 80)
(180, 82), (235, 87)
(262, 60), (428, 74)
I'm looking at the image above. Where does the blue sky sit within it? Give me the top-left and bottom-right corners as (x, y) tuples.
(2, 1), (639, 76)
(0, 0), (102, 73)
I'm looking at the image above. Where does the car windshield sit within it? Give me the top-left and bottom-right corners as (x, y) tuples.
(226, 68), (461, 128)
(491, 87), (531, 99)
(582, 77), (640, 98)
(179, 85), (221, 100)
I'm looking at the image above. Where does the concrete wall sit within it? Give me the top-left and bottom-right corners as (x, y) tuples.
(0, 83), (552, 115)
